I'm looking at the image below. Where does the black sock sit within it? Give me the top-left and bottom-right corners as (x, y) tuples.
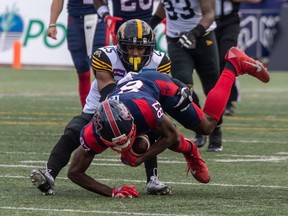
(192, 91), (201, 108)
(225, 62), (237, 74)
(144, 156), (157, 183)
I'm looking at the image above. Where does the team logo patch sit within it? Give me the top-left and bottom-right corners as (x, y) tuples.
(206, 40), (213, 46)
(94, 50), (102, 57)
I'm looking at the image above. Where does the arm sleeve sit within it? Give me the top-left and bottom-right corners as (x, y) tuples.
(157, 54), (171, 74)
(100, 83), (117, 102)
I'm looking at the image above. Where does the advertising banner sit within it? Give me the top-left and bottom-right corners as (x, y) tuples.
(0, 0), (285, 67)
(0, 0), (72, 66)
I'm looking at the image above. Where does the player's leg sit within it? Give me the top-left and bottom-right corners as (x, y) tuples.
(203, 46), (269, 126)
(167, 38), (206, 147)
(194, 31), (223, 151)
(67, 15), (91, 108)
(217, 22), (240, 116)
(91, 19), (106, 54)
(144, 131), (171, 195)
(168, 132), (210, 183)
(30, 113), (93, 195)
(168, 46), (269, 135)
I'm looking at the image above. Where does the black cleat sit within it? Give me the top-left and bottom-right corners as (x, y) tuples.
(207, 127), (223, 152)
(30, 168), (55, 195)
(224, 102), (235, 116)
(194, 134), (207, 148)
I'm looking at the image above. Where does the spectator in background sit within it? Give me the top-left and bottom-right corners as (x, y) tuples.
(215, 0), (262, 116)
(149, 0), (223, 152)
(47, 0), (106, 108)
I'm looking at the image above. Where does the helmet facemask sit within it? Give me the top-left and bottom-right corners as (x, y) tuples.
(101, 124), (136, 153)
(94, 100), (137, 153)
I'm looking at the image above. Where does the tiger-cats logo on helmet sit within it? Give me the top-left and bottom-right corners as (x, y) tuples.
(120, 23), (126, 39)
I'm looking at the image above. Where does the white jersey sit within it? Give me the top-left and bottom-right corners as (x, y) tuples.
(162, 0), (216, 38)
(83, 45), (171, 114)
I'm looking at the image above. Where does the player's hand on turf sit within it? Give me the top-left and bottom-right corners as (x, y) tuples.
(121, 151), (138, 167)
(112, 186), (139, 198)
(177, 31), (197, 49)
(174, 86), (193, 112)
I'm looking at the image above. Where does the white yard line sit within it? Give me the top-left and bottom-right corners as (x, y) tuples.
(0, 206), (193, 216)
(0, 174), (288, 189)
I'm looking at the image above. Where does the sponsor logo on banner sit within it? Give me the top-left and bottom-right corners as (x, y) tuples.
(0, 4), (24, 51)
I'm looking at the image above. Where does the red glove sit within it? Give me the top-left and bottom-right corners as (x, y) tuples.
(121, 151), (137, 167)
(104, 16), (123, 45)
(112, 186), (139, 198)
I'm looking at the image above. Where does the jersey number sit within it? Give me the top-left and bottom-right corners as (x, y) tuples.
(121, 0), (153, 11)
(114, 80), (164, 118)
(118, 80), (143, 94)
(163, 0), (195, 20)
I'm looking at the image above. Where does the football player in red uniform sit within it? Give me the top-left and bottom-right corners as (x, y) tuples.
(30, 19), (171, 196)
(67, 47), (270, 197)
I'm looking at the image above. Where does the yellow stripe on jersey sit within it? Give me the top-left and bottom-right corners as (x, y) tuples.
(92, 55), (112, 73)
(135, 19), (142, 39)
(157, 61), (171, 74)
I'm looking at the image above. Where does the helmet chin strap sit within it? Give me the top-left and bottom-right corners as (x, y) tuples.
(129, 57), (141, 71)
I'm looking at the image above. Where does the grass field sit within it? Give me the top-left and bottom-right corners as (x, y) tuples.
(0, 67), (288, 216)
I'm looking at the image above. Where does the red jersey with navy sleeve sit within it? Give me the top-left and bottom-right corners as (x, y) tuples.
(80, 72), (203, 154)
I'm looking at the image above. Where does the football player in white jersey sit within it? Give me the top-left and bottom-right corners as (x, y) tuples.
(150, 0), (223, 151)
(30, 19), (172, 196)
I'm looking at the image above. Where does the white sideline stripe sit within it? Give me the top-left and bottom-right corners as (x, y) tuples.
(1, 153), (288, 169)
(0, 164), (124, 168)
(1, 175), (288, 189)
(0, 206), (192, 216)
(20, 159), (185, 164)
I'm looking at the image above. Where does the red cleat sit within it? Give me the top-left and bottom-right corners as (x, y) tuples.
(183, 139), (210, 183)
(225, 47), (270, 83)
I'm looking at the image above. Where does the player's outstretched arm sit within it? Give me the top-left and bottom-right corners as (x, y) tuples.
(68, 146), (138, 198)
(135, 115), (179, 165)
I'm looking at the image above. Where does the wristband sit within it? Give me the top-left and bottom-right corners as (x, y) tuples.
(49, 24), (56, 28)
(190, 24), (206, 39)
(149, 15), (163, 29)
(97, 5), (109, 19)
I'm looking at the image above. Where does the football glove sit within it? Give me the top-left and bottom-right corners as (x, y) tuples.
(112, 186), (139, 198)
(173, 87), (193, 112)
(177, 24), (206, 49)
(104, 16), (122, 45)
(177, 31), (197, 49)
(121, 151), (138, 167)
